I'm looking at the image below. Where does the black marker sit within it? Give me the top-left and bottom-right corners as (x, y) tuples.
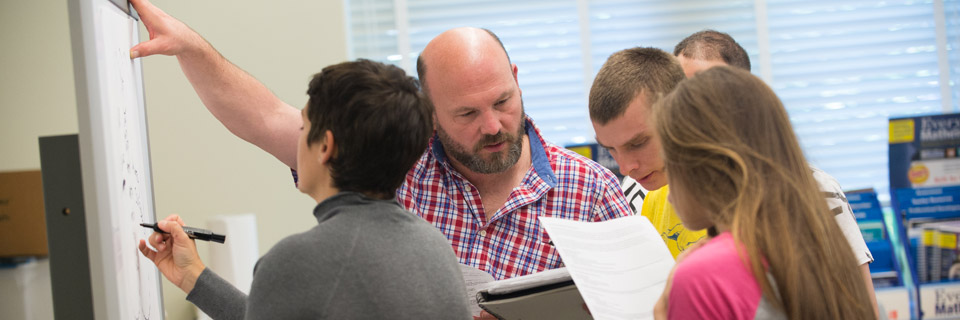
(140, 223), (226, 244)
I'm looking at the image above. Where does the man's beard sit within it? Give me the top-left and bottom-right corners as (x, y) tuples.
(438, 114), (526, 174)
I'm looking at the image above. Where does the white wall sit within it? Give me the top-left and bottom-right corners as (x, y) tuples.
(0, 1), (78, 168)
(0, 0), (347, 319)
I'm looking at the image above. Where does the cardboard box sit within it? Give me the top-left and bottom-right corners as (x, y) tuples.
(0, 170), (48, 257)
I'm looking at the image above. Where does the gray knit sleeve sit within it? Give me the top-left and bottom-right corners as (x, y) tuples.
(186, 268), (248, 320)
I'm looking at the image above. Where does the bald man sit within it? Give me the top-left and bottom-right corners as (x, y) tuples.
(129, 0), (631, 282)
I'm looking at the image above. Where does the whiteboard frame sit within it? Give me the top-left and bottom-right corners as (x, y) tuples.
(67, 0), (164, 319)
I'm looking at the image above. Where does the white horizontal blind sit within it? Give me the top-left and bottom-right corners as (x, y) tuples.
(766, 0), (949, 203)
(346, 0), (398, 65)
(949, 0), (960, 110)
(346, 0), (960, 204)
(350, 0), (590, 145)
(588, 0), (758, 77)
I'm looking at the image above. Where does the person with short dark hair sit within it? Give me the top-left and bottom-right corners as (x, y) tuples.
(673, 29), (751, 78)
(138, 59), (470, 319)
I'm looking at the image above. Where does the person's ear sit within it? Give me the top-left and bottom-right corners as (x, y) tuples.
(319, 130), (336, 164)
(511, 63), (522, 97)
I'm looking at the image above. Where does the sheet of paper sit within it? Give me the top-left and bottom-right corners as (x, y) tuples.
(460, 264), (496, 317)
(538, 215), (675, 320)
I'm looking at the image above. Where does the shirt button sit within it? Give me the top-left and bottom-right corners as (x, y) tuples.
(480, 230), (487, 237)
(465, 185), (472, 192)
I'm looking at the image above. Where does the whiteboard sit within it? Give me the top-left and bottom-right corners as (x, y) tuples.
(68, 0), (164, 319)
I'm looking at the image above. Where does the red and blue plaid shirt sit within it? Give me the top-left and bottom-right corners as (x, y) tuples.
(396, 118), (632, 280)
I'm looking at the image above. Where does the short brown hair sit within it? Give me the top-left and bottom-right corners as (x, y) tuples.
(588, 47), (685, 125)
(674, 29), (751, 71)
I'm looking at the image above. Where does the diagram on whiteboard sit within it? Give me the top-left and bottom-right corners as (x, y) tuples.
(97, 3), (163, 319)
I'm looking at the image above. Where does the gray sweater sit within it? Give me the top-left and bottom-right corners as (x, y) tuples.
(186, 192), (470, 319)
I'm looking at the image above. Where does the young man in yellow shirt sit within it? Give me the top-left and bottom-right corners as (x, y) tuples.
(588, 47), (707, 258)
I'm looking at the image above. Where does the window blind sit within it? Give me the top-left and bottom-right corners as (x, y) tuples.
(766, 0), (949, 203)
(345, 0), (960, 204)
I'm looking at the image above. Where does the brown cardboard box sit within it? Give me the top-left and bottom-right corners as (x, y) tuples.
(0, 170), (48, 257)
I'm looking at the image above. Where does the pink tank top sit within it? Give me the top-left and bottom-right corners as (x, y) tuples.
(667, 232), (784, 319)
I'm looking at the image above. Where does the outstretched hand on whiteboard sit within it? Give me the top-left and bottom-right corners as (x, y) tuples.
(138, 214), (207, 294)
(128, 0), (206, 59)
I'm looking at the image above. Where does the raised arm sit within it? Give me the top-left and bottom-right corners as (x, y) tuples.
(129, 0), (300, 169)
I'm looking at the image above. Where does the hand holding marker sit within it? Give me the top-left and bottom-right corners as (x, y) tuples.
(141, 222), (226, 243)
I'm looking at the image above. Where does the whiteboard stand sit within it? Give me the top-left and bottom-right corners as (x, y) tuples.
(39, 134), (95, 320)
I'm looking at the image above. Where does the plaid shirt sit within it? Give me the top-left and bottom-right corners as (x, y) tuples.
(396, 118), (632, 280)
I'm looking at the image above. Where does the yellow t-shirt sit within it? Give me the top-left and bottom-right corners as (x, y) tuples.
(640, 185), (707, 259)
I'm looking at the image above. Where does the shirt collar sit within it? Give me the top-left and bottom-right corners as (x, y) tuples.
(430, 117), (557, 188)
(312, 191), (401, 222)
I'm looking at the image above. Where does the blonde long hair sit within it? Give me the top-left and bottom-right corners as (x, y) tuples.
(654, 66), (874, 319)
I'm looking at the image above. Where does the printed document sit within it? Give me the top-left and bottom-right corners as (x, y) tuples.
(539, 215), (675, 320)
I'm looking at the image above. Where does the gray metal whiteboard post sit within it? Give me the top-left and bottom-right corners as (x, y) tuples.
(39, 134), (94, 320)
(66, 0), (165, 318)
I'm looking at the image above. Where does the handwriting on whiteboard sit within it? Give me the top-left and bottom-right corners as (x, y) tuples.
(97, 4), (161, 319)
